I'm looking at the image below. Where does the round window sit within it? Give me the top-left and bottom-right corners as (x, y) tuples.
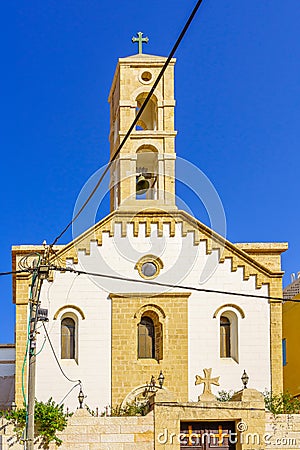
(140, 71), (152, 83)
(141, 261), (158, 278)
(135, 255), (163, 279)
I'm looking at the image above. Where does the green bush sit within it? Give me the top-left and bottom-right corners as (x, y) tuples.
(264, 391), (300, 415)
(216, 390), (236, 402)
(112, 402), (148, 416)
(97, 402), (149, 417)
(5, 398), (70, 447)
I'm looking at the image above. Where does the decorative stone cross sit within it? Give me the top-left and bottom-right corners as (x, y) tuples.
(195, 368), (220, 402)
(132, 32), (149, 54)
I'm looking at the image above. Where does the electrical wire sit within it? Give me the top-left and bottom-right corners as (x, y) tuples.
(65, 272), (80, 303)
(0, 263), (297, 302)
(35, 336), (47, 357)
(18, 252), (42, 271)
(42, 322), (81, 384)
(0, 270), (30, 276)
(59, 382), (81, 406)
(48, 246), (66, 269)
(50, 0), (205, 247)
(50, 265), (294, 302)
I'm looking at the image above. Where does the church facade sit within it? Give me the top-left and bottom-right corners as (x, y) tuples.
(12, 50), (287, 412)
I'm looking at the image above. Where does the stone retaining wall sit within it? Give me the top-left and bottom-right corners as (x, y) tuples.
(1, 406), (300, 449)
(265, 413), (300, 449)
(0, 409), (154, 450)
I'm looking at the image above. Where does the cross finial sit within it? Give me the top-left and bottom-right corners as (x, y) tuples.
(195, 368), (220, 402)
(132, 32), (149, 54)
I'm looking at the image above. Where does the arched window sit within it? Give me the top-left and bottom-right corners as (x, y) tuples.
(219, 312), (238, 362)
(220, 316), (231, 357)
(137, 311), (163, 360)
(138, 316), (155, 358)
(135, 93), (157, 130)
(61, 317), (76, 359)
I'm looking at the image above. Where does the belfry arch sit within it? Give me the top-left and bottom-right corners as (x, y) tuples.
(135, 93), (158, 130)
(136, 145), (158, 199)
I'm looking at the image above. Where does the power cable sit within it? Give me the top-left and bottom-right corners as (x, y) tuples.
(0, 270), (30, 277)
(1, 263), (297, 302)
(51, 265), (292, 302)
(50, 0), (205, 247)
(42, 322), (81, 385)
(59, 382), (81, 407)
(35, 336), (47, 357)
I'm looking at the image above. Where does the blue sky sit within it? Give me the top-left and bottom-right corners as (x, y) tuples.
(1, 0), (299, 342)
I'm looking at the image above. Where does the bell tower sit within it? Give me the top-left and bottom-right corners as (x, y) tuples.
(108, 39), (177, 211)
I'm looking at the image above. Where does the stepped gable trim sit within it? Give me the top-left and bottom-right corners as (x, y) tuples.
(14, 210), (285, 292)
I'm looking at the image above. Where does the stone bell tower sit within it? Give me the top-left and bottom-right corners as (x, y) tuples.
(108, 35), (177, 212)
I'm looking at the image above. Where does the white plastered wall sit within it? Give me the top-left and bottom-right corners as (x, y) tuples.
(35, 221), (271, 409)
(36, 271), (111, 412)
(186, 246), (270, 400)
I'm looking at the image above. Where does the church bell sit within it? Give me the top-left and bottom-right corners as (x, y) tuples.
(136, 174), (150, 195)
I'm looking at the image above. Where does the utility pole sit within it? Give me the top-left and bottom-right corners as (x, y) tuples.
(25, 257), (49, 450)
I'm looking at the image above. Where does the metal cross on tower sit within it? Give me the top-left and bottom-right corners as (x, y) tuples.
(132, 32), (149, 54)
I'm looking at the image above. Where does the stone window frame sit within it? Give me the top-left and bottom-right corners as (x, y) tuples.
(138, 315), (155, 359)
(135, 254), (163, 280)
(213, 304), (245, 364)
(134, 304), (165, 362)
(53, 305), (85, 364)
(138, 70), (153, 85)
(220, 315), (231, 358)
(61, 316), (76, 360)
